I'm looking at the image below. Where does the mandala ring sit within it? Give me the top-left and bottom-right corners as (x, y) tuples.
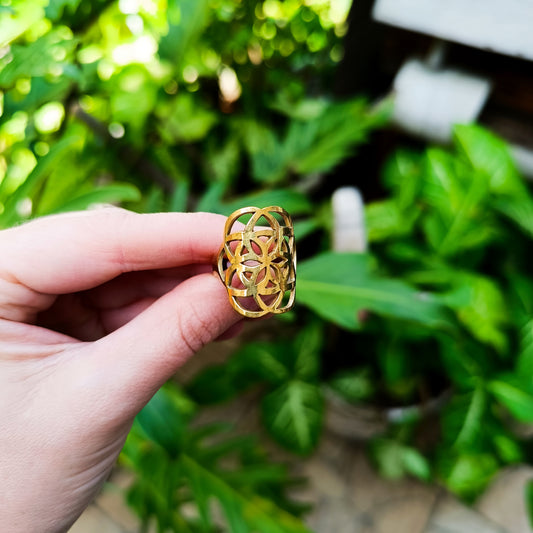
(216, 206), (296, 318)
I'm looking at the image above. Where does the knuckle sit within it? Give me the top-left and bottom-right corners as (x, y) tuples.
(176, 302), (215, 356)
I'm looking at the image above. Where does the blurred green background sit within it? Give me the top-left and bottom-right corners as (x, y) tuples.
(0, 0), (373, 225)
(4, 1), (533, 531)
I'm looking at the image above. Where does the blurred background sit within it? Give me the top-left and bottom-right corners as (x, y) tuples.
(3, 1), (533, 532)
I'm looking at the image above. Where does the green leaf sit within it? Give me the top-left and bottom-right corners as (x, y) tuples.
(240, 120), (286, 183)
(241, 98), (387, 183)
(509, 274), (533, 318)
(0, 28), (78, 88)
(286, 98), (387, 176)
(186, 364), (243, 405)
(110, 66), (159, 137)
(157, 92), (217, 143)
(232, 342), (292, 386)
(45, 183), (141, 214)
(489, 374), (533, 423)
(158, 0), (211, 66)
(365, 199), (419, 242)
(402, 447), (431, 481)
(143, 187), (164, 214)
(134, 385), (196, 456)
(525, 479), (533, 530)
(182, 454), (215, 531)
(382, 148), (423, 208)
(328, 367), (375, 404)
(297, 252), (451, 330)
(516, 319), (533, 378)
(270, 96), (329, 120)
(492, 433), (523, 464)
(169, 181), (190, 212)
(45, 0), (82, 20)
(370, 439), (430, 481)
(221, 188), (313, 217)
(492, 195), (533, 239)
(442, 274), (508, 353)
(0, 0), (48, 48)
(2, 76), (72, 119)
(206, 137), (241, 185)
(0, 134), (82, 228)
(377, 337), (420, 401)
(237, 327), (321, 385)
(181, 455), (311, 533)
(453, 124), (525, 197)
(123, 402), (310, 532)
(438, 451), (499, 501)
(196, 181), (227, 213)
(439, 337), (490, 387)
(293, 218), (320, 240)
(189, 326), (322, 409)
(261, 380), (324, 455)
(441, 387), (486, 450)
(292, 322), (323, 382)
(422, 148), (494, 256)
(188, 341), (294, 406)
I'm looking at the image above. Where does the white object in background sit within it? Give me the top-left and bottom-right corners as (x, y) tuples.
(511, 144), (533, 180)
(392, 59), (491, 144)
(332, 187), (367, 253)
(373, 0), (533, 61)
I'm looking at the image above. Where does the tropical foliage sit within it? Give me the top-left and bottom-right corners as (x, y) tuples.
(193, 124), (533, 504)
(4, 0), (533, 529)
(122, 384), (311, 532)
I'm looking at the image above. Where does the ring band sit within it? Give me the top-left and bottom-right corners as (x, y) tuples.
(217, 206), (296, 318)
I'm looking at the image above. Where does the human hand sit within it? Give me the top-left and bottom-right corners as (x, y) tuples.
(0, 208), (242, 532)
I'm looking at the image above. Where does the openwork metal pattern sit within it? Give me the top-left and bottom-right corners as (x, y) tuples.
(217, 206), (296, 318)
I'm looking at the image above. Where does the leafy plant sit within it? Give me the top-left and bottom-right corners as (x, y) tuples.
(1, 0), (372, 226)
(2, 1), (383, 530)
(6, 0), (533, 526)
(188, 323), (324, 456)
(121, 383), (311, 533)
(297, 251), (450, 330)
(191, 123), (533, 503)
(362, 124), (533, 500)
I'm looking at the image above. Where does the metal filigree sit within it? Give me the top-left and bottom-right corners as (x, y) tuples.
(217, 206), (296, 318)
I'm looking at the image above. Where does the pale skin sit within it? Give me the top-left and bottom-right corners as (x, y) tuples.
(0, 207), (243, 532)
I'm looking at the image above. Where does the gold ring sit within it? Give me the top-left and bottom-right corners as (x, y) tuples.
(217, 206), (296, 318)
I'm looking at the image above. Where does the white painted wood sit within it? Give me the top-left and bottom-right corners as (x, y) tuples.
(373, 0), (533, 61)
(331, 187), (367, 253)
(392, 59), (492, 143)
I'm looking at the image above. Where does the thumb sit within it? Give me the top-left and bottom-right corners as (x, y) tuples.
(80, 272), (242, 417)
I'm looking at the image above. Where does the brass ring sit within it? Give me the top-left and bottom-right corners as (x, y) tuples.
(217, 206), (296, 318)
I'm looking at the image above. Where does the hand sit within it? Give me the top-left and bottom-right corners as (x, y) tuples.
(0, 207), (242, 532)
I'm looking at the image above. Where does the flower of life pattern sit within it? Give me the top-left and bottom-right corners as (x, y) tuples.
(217, 206), (296, 318)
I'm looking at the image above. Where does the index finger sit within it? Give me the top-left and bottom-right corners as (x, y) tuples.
(0, 208), (226, 294)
